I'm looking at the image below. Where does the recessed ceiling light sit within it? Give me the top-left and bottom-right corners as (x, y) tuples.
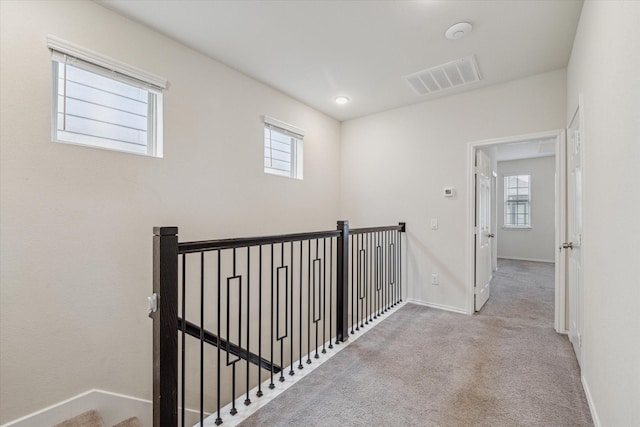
(445, 22), (473, 40)
(335, 96), (350, 105)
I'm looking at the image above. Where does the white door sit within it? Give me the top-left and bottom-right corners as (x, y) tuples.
(566, 108), (583, 366)
(475, 150), (492, 311)
(491, 172), (498, 273)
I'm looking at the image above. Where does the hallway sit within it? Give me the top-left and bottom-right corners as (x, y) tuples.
(239, 259), (592, 426)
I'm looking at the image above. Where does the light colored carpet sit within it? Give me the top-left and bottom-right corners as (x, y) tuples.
(240, 259), (592, 426)
(112, 417), (143, 427)
(52, 410), (142, 427)
(53, 411), (104, 427)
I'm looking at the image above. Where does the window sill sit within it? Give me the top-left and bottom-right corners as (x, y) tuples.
(501, 226), (532, 231)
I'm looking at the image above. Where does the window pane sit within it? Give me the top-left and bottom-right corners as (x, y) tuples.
(53, 60), (160, 156)
(264, 122), (302, 179)
(504, 174), (531, 227)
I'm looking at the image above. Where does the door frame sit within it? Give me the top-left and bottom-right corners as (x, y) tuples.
(466, 129), (567, 333)
(566, 97), (585, 361)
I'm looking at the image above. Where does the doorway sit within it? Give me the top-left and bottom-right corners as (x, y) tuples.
(467, 130), (567, 333)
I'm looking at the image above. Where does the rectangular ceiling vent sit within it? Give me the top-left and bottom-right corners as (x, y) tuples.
(404, 55), (482, 96)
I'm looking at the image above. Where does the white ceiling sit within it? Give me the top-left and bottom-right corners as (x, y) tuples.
(495, 138), (557, 162)
(96, 0), (583, 122)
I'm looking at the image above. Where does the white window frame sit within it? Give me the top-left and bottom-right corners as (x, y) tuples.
(47, 35), (167, 157)
(503, 173), (532, 229)
(263, 116), (304, 180)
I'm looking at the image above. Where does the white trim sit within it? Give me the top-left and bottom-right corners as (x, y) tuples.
(264, 115), (305, 137)
(498, 256), (555, 263)
(467, 130), (565, 323)
(405, 298), (468, 315)
(0, 389), (204, 427)
(555, 129), (567, 334)
(581, 375), (601, 427)
(0, 389), (148, 427)
(46, 35), (167, 89)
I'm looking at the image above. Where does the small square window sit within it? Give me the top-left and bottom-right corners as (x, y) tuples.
(263, 117), (303, 179)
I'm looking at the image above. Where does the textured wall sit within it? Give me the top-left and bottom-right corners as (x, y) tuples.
(0, 1), (340, 422)
(341, 69), (566, 312)
(497, 156), (556, 262)
(566, 1), (640, 425)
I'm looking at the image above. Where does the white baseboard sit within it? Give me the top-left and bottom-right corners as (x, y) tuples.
(581, 375), (601, 427)
(406, 298), (468, 315)
(0, 389), (152, 427)
(2, 388), (207, 427)
(498, 256), (555, 263)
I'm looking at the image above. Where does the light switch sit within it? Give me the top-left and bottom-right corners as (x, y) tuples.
(431, 218), (438, 230)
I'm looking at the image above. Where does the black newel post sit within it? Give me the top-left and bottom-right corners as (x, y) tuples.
(336, 220), (350, 343)
(152, 227), (179, 427)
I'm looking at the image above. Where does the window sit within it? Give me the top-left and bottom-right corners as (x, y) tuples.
(504, 174), (531, 228)
(48, 36), (166, 157)
(264, 116), (304, 179)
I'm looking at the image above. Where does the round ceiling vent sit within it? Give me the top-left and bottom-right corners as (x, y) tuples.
(445, 22), (473, 40)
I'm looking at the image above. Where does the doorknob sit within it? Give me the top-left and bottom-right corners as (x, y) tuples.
(488, 233), (495, 238)
(561, 242), (573, 250)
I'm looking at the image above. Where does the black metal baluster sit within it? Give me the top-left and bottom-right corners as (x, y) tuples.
(399, 226), (403, 302)
(380, 231), (387, 315)
(350, 234), (354, 335)
(356, 234), (367, 331)
(379, 232), (383, 316)
(367, 233), (371, 325)
(392, 230), (397, 307)
(384, 231), (388, 312)
(322, 238), (327, 354)
(230, 248), (238, 416)
(215, 250), (222, 425)
(200, 252), (204, 425)
(306, 239), (312, 364)
(269, 244), (275, 389)
(314, 239), (320, 359)
(374, 232), (379, 319)
(329, 237), (334, 349)
(180, 254), (186, 427)
(278, 243), (286, 383)
(257, 246), (263, 398)
(298, 240), (303, 370)
(289, 241), (295, 375)
(245, 247), (251, 406)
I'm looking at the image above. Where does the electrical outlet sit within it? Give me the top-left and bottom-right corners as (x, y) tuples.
(431, 273), (439, 285)
(431, 218), (438, 230)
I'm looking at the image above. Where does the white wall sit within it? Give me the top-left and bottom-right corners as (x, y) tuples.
(566, 1), (640, 425)
(0, 1), (341, 422)
(341, 69), (566, 312)
(497, 156), (555, 263)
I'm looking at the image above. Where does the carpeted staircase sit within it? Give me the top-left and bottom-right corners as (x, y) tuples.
(52, 410), (143, 427)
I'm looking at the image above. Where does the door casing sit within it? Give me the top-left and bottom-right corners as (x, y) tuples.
(466, 129), (567, 334)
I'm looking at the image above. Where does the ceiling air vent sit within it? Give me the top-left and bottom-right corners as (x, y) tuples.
(404, 55), (481, 96)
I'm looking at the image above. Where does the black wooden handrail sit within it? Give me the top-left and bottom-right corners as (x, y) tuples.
(152, 220), (406, 427)
(350, 223), (406, 235)
(178, 230), (341, 254)
(178, 318), (282, 373)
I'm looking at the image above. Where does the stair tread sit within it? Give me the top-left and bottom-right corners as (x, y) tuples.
(52, 410), (104, 427)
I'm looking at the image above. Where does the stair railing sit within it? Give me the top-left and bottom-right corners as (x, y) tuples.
(151, 220), (405, 426)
